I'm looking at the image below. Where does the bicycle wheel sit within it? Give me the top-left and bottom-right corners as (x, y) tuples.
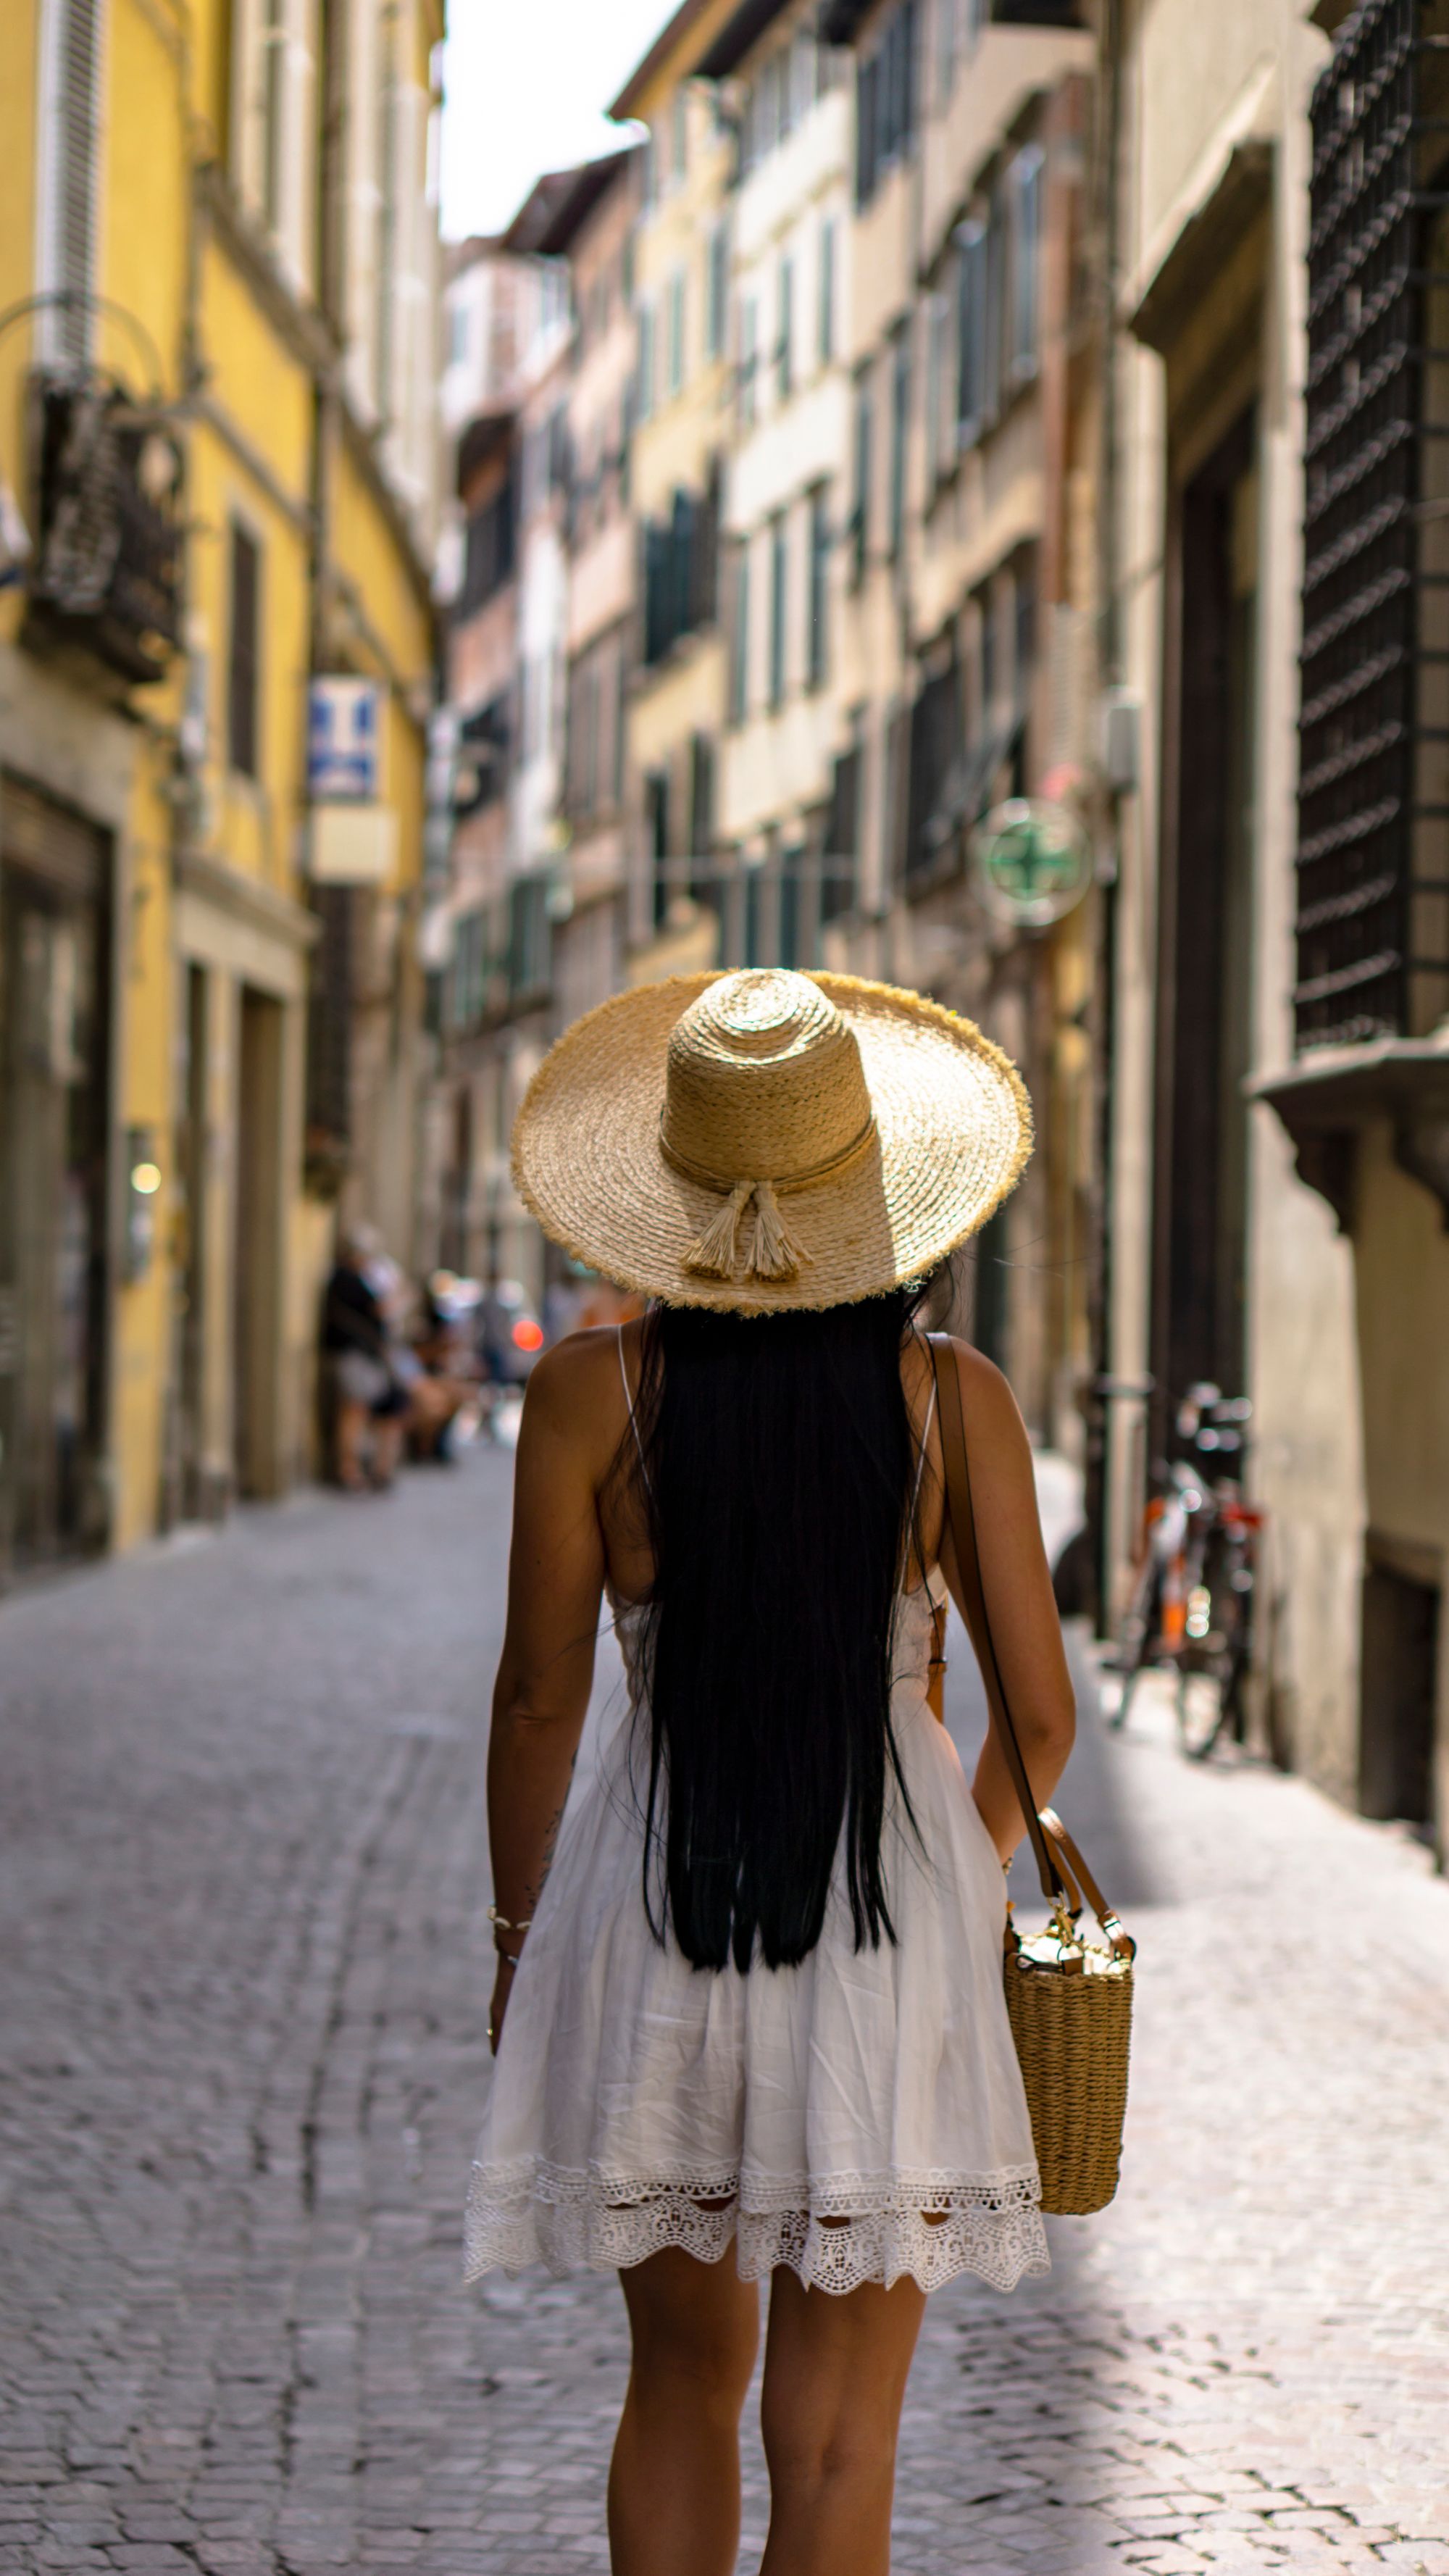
(1176, 1658), (1229, 1759)
(1176, 1551), (1247, 1761)
(1108, 1557), (1161, 1730)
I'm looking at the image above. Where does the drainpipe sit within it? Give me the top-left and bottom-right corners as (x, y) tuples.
(1085, 0), (1125, 1636)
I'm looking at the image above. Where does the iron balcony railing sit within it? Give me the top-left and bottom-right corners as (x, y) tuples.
(28, 371), (183, 685)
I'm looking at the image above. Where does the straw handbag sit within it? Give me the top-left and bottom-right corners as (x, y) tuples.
(928, 1336), (1135, 2217)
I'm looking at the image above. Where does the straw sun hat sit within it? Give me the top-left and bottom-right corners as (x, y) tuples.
(511, 967), (1032, 1315)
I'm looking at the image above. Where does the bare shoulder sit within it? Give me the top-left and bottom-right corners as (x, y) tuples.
(520, 1326), (627, 1441)
(934, 1333), (1030, 1456)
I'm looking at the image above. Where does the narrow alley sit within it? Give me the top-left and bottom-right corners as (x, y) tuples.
(1, 1451), (1446, 2576)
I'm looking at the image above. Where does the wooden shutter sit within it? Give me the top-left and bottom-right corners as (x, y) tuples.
(39, 0), (104, 369)
(343, 0), (383, 422)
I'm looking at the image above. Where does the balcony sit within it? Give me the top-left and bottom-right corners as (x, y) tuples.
(28, 372), (183, 685)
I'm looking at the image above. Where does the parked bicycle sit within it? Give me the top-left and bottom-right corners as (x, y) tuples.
(1108, 1384), (1264, 1761)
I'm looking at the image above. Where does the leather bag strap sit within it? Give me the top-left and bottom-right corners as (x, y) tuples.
(927, 1333), (1069, 1909)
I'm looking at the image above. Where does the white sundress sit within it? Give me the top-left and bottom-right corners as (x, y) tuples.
(464, 1347), (1049, 2298)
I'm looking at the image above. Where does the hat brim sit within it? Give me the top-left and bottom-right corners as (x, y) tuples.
(511, 972), (1033, 1314)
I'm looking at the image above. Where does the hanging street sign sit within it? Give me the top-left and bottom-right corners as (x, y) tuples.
(309, 675), (382, 802)
(970, 797), (1094, 928)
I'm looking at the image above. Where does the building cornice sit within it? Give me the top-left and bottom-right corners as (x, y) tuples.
(1253, 1040), (1449, 1230)
(696, 0), (795, 78)
(175, 845), (320, 951)
(336, 401), (438, 620)
(610, 0), (738, 116)
(193, 161), (338, 383)
(183, 393), (314, 533)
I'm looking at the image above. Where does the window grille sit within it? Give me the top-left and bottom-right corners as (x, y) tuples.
(1298, 0), (1449, 1045)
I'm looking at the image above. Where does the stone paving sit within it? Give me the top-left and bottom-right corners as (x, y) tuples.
(1, 1445), (1446, 2576)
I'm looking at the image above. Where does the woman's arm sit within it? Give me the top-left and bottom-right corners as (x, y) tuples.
(486, 1338), (611, 2048)
(935, 1338), (1077, 1863)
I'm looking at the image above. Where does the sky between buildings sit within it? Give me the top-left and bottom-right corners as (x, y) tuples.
(440, 0), (669, 241)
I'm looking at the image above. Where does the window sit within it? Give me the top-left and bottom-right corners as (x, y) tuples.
(925, 289), (947, 486)
(640, 130), (657, 208)
(706, 222), (729, 361)
(740, 297), (759, 428)
(262, 0), (286, 233)
(569, 651), (599, 820)
(888, 327), (910, 559)
(955, 217), (988, 445)
(985, 181), (1006, 422)
(807, 485), (830, 691)
(823, 735), (862, 922)
(818, 216), (837, 366)
(761, 49), (785, 150)
(769, 512), (788, 708)
(646, 769), (670, 925)
(729, 538), (751, 722)
(613, 629), (628, 804)
(688, 733), (714, 895)
(448, 301), (469, 367)
(905, 660), (960, 879)
(227, 521), (261, 778)
(851, 368), (873, 585)
(459, 462), (517, 614)
(1007, 145), (1044, 385)
(672, 87), (688, 187)
(1013, 556), (1037, 712)
(667, 269), (686, 397)
(936, 0), (958, 102)
(856, 0), (919, 209)
(643, 475), (719, 664)
(230, 0), (317, 295)
(776, 257), (794, 402)
(508, 872), (551, 1004)
(637, 302), (656, 422)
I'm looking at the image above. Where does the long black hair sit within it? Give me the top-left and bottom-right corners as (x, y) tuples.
(620, 1288), (930, 1974)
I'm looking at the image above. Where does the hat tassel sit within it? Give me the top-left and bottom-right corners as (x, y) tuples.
(746, 1179), (803, 1281)
(685, 1177), (806, 1283)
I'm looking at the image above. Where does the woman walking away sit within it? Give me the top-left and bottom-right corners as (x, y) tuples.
(466, 969), (1077, 2576)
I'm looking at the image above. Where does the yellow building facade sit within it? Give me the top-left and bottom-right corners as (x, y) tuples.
(0, 0), (441, 1579)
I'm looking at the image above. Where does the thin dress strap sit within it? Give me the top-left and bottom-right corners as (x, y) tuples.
(618, 1323), (650, 1485)
(909, 1376), (938, 1522)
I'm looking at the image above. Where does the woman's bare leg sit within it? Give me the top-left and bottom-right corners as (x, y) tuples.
(759, 2264), (926, 2576)
(335, 1399), (369, 1490)
(609, 2246), (759, 2576)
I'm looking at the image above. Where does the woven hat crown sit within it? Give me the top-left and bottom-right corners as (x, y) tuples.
(661, 970), (874, 1190)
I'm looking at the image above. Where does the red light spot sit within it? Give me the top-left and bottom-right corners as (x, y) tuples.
(511, 1318), (544, 1351)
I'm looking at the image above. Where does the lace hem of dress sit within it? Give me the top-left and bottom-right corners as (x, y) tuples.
(464, 2158), (1049, 2296)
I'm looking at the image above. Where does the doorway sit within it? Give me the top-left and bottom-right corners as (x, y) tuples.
(233, 985), (284, 1499)
(170, 961), (211, 1519)
(1359, 1557), (1440, 1831)
(1152, 409), (1258, 1446)
(0, 785), (112, 1577)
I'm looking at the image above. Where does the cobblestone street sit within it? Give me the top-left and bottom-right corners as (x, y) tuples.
(1, 1447), (1447, 2576)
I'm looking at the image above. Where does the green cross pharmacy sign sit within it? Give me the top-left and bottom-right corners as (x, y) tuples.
(970, 799), (1093, 928)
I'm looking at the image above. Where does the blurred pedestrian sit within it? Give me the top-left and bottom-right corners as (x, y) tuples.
(320, 1230), (406, 1492)
(467, 970), (1077, 2576)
